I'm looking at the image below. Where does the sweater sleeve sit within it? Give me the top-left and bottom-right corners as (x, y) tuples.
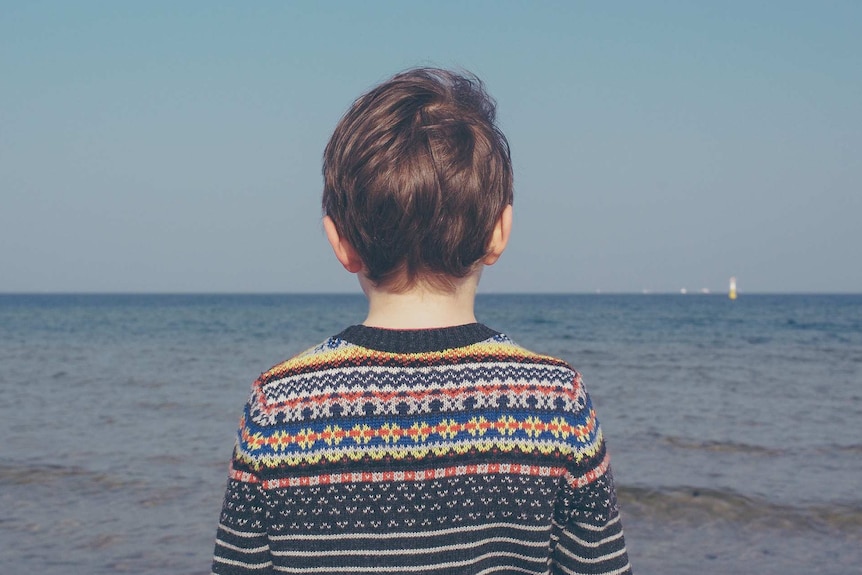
(212, 449), (274, 573)
(549, 379), (632, 575)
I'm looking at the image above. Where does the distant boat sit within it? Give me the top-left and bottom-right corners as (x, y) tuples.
(729, 277), (737, 300)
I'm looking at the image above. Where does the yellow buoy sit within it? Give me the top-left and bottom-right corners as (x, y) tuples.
(729, 276), (737, 300)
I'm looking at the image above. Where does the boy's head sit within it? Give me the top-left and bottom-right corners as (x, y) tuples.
(322, 67), (513, 293)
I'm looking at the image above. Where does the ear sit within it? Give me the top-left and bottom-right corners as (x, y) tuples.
(323, 216), (364, 274)
(482, 204), (513, 266)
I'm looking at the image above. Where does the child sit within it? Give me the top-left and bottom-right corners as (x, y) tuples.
(212, 68), (631, 575)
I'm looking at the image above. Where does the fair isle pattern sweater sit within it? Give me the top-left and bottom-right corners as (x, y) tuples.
(213, 324), (631, 575)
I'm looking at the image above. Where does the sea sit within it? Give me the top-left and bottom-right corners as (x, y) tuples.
(0, 293), (860, 575)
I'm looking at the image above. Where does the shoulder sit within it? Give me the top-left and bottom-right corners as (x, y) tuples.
(239, 336), (365, 430)
(458, 335), (593, 413)
(492, 335), (572, 366)
(481, 333), (582, 380)
(243, 336), (363, 405)
(257, 336), (355, 383)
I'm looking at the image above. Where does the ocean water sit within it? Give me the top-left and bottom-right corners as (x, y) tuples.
(0, 293), (860, 574)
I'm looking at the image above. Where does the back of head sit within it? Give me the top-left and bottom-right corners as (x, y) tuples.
(323, 68), (513, 292)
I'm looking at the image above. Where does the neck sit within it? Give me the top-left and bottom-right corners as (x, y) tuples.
(360, 272), (481, 329)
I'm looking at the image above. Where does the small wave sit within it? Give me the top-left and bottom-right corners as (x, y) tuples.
(619, 485), (862, 534)
(0, 461), (136, 493)
(662, 436), (862, 457)
(134, 400), (182, 411)
(662, 436), (783, 456)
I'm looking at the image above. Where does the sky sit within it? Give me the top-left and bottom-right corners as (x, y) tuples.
(2, 1), (860, 294)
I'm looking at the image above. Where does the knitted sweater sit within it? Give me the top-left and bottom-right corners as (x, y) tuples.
(213, 323), (631, 575)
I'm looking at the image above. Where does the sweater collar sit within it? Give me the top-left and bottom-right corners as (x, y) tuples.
(335, 323), (500, 354)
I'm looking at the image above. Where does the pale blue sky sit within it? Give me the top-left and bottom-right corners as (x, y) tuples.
(2, 1), (860, 293)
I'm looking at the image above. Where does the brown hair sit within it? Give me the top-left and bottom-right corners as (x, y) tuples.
(322, 67), (513, 292)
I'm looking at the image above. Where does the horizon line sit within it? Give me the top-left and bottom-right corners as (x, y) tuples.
(2, 291), (861, 296)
